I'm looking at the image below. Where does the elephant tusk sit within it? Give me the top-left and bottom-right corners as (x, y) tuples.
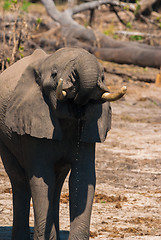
(56, 78), (67, 100)
(101, 86), (127, 102)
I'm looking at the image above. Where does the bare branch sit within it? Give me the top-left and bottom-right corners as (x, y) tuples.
(115, 31), (161, 39)
(110, 6), (127, 27)
(71, 0), (135, 15)
(40, 0), (61, 22)
(41, 0), (81, 27)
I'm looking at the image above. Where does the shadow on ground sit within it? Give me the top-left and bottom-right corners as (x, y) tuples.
(0, 227), (69, 240)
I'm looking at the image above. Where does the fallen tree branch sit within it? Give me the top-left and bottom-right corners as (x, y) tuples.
(110, 6), (127, 27)
(137, 0), (159, 15)
(92, 45), (161, 68)
(71, 0), (135, 15)
(115, 31), (161, 39)
(139, 13), (161, 29)
(103, 62), (160, 83)
(40, 0), (161, 68)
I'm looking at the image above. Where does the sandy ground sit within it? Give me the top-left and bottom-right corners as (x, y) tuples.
(0, 68), (161, 239)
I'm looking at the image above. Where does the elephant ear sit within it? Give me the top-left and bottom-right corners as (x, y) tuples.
(5, 65), (62, 140)
(81, 102), (111, 143)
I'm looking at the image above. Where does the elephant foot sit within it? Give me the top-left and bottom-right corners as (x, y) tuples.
(59, 231), (69, 240)
(68, 234), (89, 240)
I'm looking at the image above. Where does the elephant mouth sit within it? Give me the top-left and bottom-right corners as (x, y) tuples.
(68, 101), (87, 119)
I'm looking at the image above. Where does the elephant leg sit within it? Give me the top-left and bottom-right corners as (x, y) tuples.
(30, 177), (56, 240)
(0, 142), (31, 240)
(68, 143), (96, 240)
(27, 162), (57, 240)
(53, 164), (71, 239)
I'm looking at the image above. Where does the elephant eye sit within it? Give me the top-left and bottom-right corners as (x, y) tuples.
(51, 70), (57, 79)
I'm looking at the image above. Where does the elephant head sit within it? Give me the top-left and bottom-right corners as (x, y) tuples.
(5, 48), (126, 142)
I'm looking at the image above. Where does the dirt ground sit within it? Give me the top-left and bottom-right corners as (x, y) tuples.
(0, 64), (161, 239)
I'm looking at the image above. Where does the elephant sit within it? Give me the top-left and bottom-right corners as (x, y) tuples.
(0, 47), (126, 240)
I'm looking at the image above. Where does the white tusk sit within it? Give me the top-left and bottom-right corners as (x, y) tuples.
(101, 86), (127, 102)
(56, 78), (67, 101)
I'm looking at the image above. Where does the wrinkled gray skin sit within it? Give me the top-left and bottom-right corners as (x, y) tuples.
(0, 48), (111, 240)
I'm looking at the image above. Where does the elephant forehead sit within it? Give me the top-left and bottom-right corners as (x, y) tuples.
(40, 57), (76, 75)
(48, 50), (78, 65)
(45, 48), (96, 68)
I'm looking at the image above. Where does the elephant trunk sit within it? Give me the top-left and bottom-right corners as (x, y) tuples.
(74, 53), (100, 105)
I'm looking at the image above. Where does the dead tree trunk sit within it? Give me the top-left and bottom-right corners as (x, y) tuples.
(40, 0), (161, 68)
(136, 0), (160, 15)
